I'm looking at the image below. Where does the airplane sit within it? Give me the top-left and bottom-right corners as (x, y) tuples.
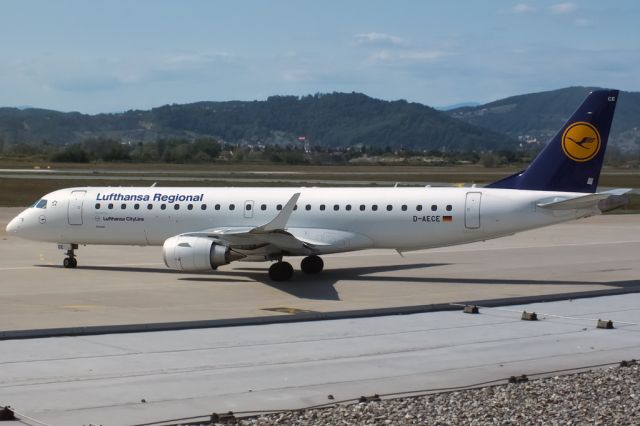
(5, 89), (630, 281)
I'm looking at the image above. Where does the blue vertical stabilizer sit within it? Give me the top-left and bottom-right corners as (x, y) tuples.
(486, 89), (618, 193)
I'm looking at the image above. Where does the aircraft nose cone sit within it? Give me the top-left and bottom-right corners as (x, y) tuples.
(5, 216), (23, 234)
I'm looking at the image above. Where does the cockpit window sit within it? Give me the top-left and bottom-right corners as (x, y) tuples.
(33, 199), (48, 209)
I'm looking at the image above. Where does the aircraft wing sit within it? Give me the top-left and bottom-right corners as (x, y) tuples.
(179, 192), (372, 256)
(536, 189), (631, 211)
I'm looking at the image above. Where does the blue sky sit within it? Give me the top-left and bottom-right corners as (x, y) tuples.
(1, 0), (638, 113)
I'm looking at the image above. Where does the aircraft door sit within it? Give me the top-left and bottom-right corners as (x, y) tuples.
(464, 192), (481, 229)
(244, 200), (254, 218)
(68, 190), (86, 225)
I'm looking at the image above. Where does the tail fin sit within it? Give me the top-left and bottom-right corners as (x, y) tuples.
(486, 89), (619, 193)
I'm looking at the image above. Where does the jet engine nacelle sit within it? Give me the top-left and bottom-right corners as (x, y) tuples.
(162, 236), (242, 271)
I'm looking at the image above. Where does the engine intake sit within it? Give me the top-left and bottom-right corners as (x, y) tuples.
(162, 236), (243, 271)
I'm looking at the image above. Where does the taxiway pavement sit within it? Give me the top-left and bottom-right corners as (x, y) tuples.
(1, 294), (639, 425)
(0, 208), (639, 334)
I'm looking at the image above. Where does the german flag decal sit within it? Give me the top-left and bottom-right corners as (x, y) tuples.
(443, 215), (453, 222)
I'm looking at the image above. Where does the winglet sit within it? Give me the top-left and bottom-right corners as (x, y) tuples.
(252, 192), (300, 233)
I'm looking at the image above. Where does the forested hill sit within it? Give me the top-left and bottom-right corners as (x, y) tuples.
(0, 93), (515, 151)
(448, 87), (640, 151)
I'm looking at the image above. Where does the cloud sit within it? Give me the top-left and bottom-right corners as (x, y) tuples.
(549, 2), (576, 15)
(354, 32), (408, 47)
(157, 51), (230, 68)
(282, 69), (314, 82)
(12, 49), (236, 96)
(512, 3), (535, 14)
(574, 18), (590, 27)
(366, 49), (450, 65)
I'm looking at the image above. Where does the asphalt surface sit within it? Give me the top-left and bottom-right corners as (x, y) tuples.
(0, 208), (639, 335)
(1, 294), (638, 425)
(1, 208), (639, 425)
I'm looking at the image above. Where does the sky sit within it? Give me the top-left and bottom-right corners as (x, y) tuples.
(1, 0), (638, 113)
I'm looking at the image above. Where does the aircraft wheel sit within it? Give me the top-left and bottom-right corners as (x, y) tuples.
(63, 257), (77, 268)
(301, 255), (324, 274)
(269, 261), (294, 281)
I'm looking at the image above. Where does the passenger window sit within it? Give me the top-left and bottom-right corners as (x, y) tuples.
(346, 204), (352, 211)
(229, 204), (235, 210)
(416, 205), (423, 211)
(108, 203), (114, 209)
(134, 204), (140, 210)
(245, 204), (252, 211)
(201, 204), (207, 210)
(333, 204), (339, 211)
(160, 204), (166, 210)
(359, 204), (365, 211)
(294, 205), (298, 210)
(174, 204), (180, 210)
(95, 203), (100, 209)
(121, 203), (126, 210)
(320, 204), (326, 211)
(215, 204), (220, 210)
(372, 205), (378, 211)
(261, 204), (267, 211)
(187, 204), (193, 210)
(386, 205), (392, 211)
(147, 204), (153, 210)
(305, 204), (311, 211)
(446, 205), (452, 211)
(431, 205), (437, 211)
(401, 205), (407, 211)
(277, 204), (282, 211)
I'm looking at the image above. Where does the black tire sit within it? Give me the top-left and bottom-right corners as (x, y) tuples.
(70, 257), (78, 268)
(301, 255), (324, 274)
(269, 261), (294, 281)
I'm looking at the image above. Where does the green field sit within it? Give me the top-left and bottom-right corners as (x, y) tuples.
(1, 161), (638, 213)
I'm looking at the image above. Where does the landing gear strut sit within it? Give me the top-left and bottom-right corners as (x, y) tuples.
(268, 261), (294, 281)
(301, 255), (324, 274)
(59, 243), (78, 268)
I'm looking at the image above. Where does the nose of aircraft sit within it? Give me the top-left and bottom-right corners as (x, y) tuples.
(5, 215), (23, 234)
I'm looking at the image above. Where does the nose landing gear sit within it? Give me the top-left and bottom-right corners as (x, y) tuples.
(58, 243), (78, 268)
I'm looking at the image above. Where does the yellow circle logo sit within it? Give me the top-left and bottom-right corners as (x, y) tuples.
(561, 122), (601, 162)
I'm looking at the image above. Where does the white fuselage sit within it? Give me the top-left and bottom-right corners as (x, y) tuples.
(6, 186), (595, 256)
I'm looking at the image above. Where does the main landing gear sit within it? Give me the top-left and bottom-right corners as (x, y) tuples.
(269, 261), (294, 281)
(300, 255), (324, 274)
(268, 255), (325, 281)
(59, 243), (78, 268)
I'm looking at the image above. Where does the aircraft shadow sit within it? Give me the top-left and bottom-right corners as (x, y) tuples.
(180, 263), (447, 301)
(35, 263), (640, 302)
(38, 264), (184, 275)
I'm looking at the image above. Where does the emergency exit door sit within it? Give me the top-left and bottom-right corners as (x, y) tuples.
(464, 192), (481, 229)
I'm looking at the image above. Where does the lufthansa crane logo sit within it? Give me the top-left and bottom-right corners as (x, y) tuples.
(561, 122), (601, 162)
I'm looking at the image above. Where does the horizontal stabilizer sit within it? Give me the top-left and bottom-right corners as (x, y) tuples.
(537, 189), (631, 210)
